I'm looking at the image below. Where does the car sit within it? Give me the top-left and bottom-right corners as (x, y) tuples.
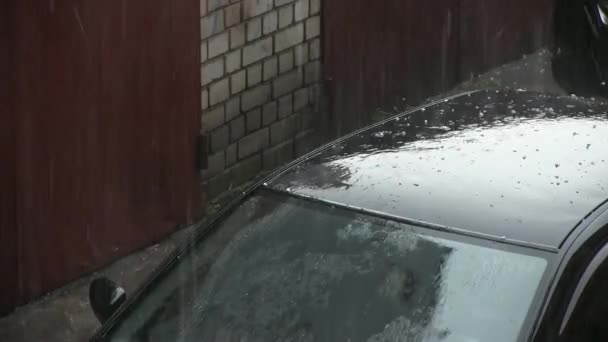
(90, 90), (608, 342)
(553, 0), (608, 96)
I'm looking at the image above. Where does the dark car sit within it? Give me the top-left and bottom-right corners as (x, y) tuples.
(553, 0), (608, 95)
(91, 90), (608, 342)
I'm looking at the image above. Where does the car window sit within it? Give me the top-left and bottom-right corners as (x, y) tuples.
(557, 242), (608, 341)
(105, 191), (549, 342)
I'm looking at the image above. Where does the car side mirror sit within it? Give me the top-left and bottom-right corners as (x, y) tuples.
(89, 277), (127, 323)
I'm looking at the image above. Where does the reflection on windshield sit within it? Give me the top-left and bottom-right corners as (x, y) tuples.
(109, 193), (547, 342)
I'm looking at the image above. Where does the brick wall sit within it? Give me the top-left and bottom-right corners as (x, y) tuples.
(200, 0), (324, 199)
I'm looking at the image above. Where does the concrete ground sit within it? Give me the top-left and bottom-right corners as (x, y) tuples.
(0, 48), (566, 342)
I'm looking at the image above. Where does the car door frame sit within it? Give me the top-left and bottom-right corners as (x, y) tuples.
(533, 199), (608, 341)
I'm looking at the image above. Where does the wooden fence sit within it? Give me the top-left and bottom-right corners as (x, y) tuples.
(324, 0), (553, 134)
(1, 0), (201, 316)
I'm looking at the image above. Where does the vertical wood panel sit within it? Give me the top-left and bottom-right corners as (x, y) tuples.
(5, 0), (201, 313)
(0, 0), (18, 317)
(325, 0), (552, 135)
(459, 0), (553, 77)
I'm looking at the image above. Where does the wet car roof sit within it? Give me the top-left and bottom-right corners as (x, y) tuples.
(268, 90), (608, 250)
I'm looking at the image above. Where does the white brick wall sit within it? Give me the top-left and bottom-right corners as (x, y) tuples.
(200, 0), (324, 197)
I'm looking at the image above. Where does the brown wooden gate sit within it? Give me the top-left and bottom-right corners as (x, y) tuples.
(1, 0), (201, 315)
(324, 0), (553, 134)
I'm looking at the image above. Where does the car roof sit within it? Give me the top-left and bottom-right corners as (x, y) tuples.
(268, 90), (608, 250)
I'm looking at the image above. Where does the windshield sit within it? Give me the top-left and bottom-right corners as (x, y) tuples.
(106, 191), (548, 342)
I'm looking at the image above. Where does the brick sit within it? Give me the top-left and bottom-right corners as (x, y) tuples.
(270, 115), (297, 145)
(200, 41), (208, 63)
(243, 0), (273, 18)
(201, 88), (209, 110)
(231, 70), (246, 94)
(247, 63), (262, 87)
(226, 50), (241, 74)
(230, 25), (246, 49)
(229, 155), (262, 185)
(209, 78), (230, 105)
(226, 143), (237, 166)
(309, 38), (321, 60)
(247, 17), (262, 42)
(275, 23), (304, 52)
(263, 101), (278, 125)
(210, 125), (230, 152)
(200, 0), (207, 16)
(278, 5), (294, 28)
(275, 0), (296, 6)
(209, 0), (230, 11)
(225, 97), (241, 121)
(310, 0), (320, 14)
(202, 105), (225, 131)
(201, 58), (224, 86)
(263, 11), (278, 34)
(208, 32), (229, 59)
(246, 108), (262, 132)
(279, 50), (294, 73)
(238, 128), (269, 159)
(225, 3), (241, 27)
(294, 43), (308, 66)
(295, 129), (316, 156)
(294, 0), (309, 22)
(305, 16), (320, 39)
(278, 94), (293, 118)
(263, 139), (294, 169)
(305, 60), (321, 84)
(201, 11), (224, 39)
(273, 69), (303, 98)
(263, 56), (278, 80)
(242, 84), (271, 111)
(230, 116), (245, 142)
(243, 37), (273, 66)
(201, 151), (225, 179)
(294, 88), (308, 111)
